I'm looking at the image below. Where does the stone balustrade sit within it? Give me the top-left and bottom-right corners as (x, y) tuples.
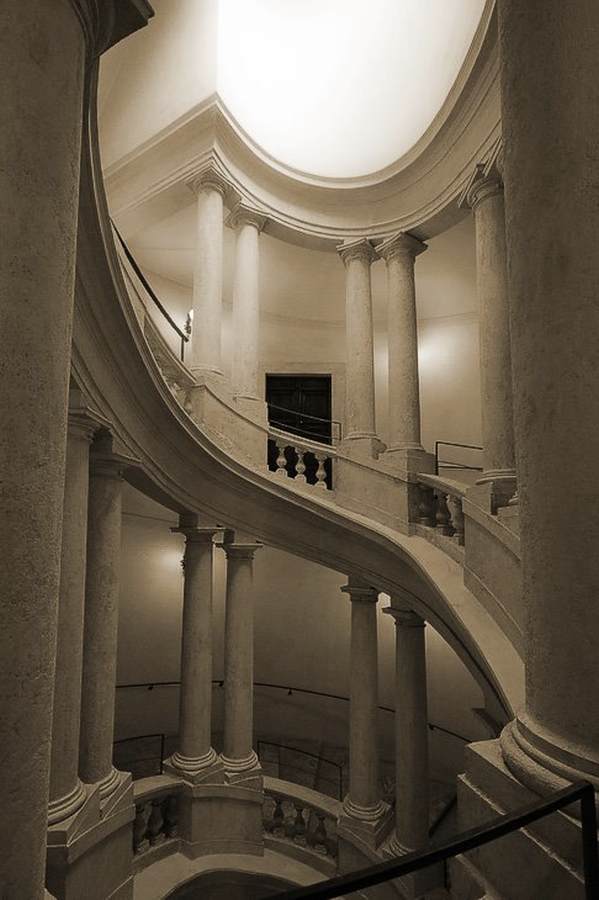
(263, 776), (340, 866)
(132, 777), (183, 869)
(268, 426), (336, 491)
(413, 474), (468, 563)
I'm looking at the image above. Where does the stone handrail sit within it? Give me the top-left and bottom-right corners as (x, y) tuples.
(263, 776), (341, 866)
(132, 775), (183, 869)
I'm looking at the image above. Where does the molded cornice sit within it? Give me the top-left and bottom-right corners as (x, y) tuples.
(103, 1), (500, 249)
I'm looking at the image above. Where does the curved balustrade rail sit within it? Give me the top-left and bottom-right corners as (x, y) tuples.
(263, 777), (341, 866)
(267, 428), (336, 491)
(269, 781), (599, 900)
(111, 220), (190, 362)
(133, 777), (181, 866)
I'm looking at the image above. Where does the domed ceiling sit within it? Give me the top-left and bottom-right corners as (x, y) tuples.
(218, 0), (486, 178)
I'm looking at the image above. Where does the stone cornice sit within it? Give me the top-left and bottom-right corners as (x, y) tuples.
(337, 238), (378, 267)
(186, 164), (230, 200)
(226, 201), (268, 232)
(377, 231), (427, 262)
(459, 135), (504, 210)
(384, 606), (425, 628)
(103, 1), (500, 249)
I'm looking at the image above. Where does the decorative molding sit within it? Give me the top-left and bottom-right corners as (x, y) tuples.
(337, 238), (378, 267)
(226, 201), (268, 232)
(376, 231), (427, 262)
(186, 160), (231, 200)
(341, 576), (379, 603)
(459, 135), (504, 210)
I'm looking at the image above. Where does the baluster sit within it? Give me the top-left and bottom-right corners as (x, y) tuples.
(133, 802), (148, 854)
(291, 803), (307, 844)
(163, 794), (178, 838)
(447, 494), (465, 545)
(147, 799), (164, 845)
(295, 448), (307, 484)
(308, 812), (329, 853)
(275, 442), (288, 478)
(314, 453), (328, 490)
(417, 484), (435, 526)
(271, 797), (285, 835)
(435, 491), (454, 536)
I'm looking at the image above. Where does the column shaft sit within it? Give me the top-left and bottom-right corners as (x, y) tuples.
(338, 241), (377, 441)
(168, 519), (219, 779)
(49, 416), (95, 822)
(469, 175), (515, 481)
(79, 455), (124, 797)
(498, 0), (599, 781)
(389, 609), (429, 851)
(378, 233), (426, 451)
(342, 578), (385, 820)
(189, 175), (226, 376)
(222, 541), (261, 773)
(230, 205), (265, 400)
(0, 2), (86, 896)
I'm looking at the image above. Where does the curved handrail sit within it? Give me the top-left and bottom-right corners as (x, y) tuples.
(111, 219), (190, 361)
(114, 678), (475, 743)
(267, 403), (342, 445)
(269, 781), (599, 900)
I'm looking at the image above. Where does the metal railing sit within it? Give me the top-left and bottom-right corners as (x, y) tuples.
(434, 440), (483, 476)
(267, 402), (342, 445)
(258, 739), (344, 800)
(113, 732), (166, 778)
(111, 220), (190, 362)
(115, 679), (473, 744)
(269, 781), (599, 899)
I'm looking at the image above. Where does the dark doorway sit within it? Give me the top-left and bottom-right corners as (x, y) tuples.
(265, 374), (334, 488)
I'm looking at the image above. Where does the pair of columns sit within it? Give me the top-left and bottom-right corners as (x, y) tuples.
(49, 420), (130, 823)
(338, 235), (426, 455)
(167, 520), (261, 782)
(188, 170), (266, 402)
(342, 578), (430, 852)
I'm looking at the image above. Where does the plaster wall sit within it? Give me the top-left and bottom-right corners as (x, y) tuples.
(98, 0), (219, 170)
(115, 485), (487, 786)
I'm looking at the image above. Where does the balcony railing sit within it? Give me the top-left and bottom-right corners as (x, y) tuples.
(268, 780), (599, 899)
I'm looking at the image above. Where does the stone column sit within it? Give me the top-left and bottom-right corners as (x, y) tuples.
(338, 240), (379, 452)
(497, 1), (599, 795)
(462, 158), (516, 489)
(79, 451), (125, 799)
(48, 411), (97, 825)
(378, 232), (427, 453)
(228, 203), (267, 401)
(341, 577), (386, 829)
(0, 4), (86, 897)
(221, 535), (262, 782)
(165, 515), (221, 782)
(385, 608), (429, 852)
(188, 169), (228, 378)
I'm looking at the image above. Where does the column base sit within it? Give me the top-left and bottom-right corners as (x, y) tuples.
(48, 779), (87, 826)
(46, 774), (135, 900)
(383, 835), (444, 899)
(97, 764), (122, 801)
(163, 748), (224, 785)
(340, 433), (386, 460)
(220, 750), (263, 789)
(338, 797), (391, 850)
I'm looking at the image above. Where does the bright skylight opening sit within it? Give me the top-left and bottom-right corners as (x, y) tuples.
(218, 0), (486, 178)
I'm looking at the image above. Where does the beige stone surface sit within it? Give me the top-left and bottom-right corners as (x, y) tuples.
(0, 2), (86, 896)
(230, 206), (265, 400)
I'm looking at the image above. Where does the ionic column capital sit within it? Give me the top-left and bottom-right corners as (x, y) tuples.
(384, 606), (425, 629)
(337, 238), (378, 267)
(186, 165), (230, 199)
(377, 231), (427, 263)
(460, 161), (504, 211)
(341, 576), (379, 604)
(224, 542), (262, 560)
(171, 512), (220, 543)
(226, 201), (268, 233)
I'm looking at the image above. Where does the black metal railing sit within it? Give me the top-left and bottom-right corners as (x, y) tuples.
(267, 403), (342, 445)
(113, 732), (166, 779)
(434, 440), (483, 475)
(258, 739), (344, 801)
(111, 220), (190, 362)
(269, 781), (599, 900)
(115, 679), (474, 745)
